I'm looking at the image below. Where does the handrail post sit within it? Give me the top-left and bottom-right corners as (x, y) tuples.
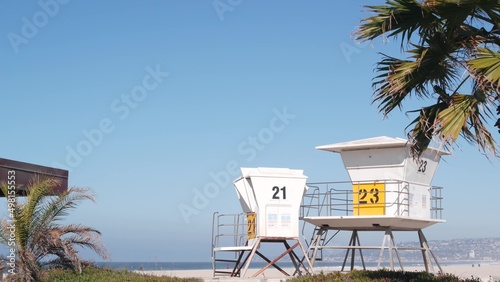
(211, 212), (219, 257)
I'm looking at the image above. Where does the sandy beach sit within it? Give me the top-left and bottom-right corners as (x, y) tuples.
(437, 264), (500, 282)
(135, 263), (500, 281)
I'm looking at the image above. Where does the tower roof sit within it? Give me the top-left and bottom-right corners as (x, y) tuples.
(316, 136), (450, 155)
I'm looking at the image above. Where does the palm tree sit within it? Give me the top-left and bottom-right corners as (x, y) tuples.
(355, 0), (500, 157)
(0, 177), (109, 281)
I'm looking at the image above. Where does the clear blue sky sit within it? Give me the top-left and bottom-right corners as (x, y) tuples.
(0, 1), (498, 262)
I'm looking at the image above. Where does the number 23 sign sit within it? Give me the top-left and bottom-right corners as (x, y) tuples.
(353, 183), (386, 216)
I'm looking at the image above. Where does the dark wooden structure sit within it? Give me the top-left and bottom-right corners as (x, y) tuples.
(0, 158), (68, 197)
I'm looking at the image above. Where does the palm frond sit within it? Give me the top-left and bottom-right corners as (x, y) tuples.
(17, 177), (60, 251)
(358, 0), (500, 158)
(406, 102), (449, 157)
(468, 48), (500, 92)
(356, 0), (437, 45)
(426, 0), (476, 30)
(58, 225), (109, 260)
(39, 187), (96, 228)
(436, 93), (498, 156)
(473, 0), (500, 28)
(373, 40), (457, 115)
(436, 94), (473, 142)
(1, 177), (108, 280)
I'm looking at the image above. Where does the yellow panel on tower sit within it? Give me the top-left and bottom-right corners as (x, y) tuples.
(353, 182), (385, 216)
(247, 212), (256, 239)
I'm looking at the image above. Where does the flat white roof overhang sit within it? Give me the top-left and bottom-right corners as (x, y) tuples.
(316, 136), (450, 156)
(302, 216), (445, 231)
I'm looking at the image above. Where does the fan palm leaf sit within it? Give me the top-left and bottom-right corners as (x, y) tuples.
(406, 102), (448, 156)
(437, 94), (496, 153)
(468, 48), (500, 91)
(355, 0), (437, 44)
(357, 0), (500, 157)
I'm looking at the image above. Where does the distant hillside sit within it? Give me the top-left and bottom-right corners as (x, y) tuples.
(415, 237), (500, 262)
(320, 237), (500, 263)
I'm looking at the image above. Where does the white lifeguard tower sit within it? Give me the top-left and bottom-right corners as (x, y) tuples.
(301, 136), (448, 273)
(211, 167), (313, 278)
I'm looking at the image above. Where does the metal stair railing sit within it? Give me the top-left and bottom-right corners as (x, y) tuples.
(211, 212), (249, 277)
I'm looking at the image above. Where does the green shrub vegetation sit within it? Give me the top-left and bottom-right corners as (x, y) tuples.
(31, 266), (487, 282)
(290, 269), (483, 282)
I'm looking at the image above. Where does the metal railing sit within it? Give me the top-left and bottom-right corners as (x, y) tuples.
(211, 212), (248, 254)
(301, 181), (354, 217)
(430, 186), (444, 219)
(300, 180), (444, 220)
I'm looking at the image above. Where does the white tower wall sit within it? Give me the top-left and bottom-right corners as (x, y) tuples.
(233, 167), (308, 239)
(317, 136), (448, 220)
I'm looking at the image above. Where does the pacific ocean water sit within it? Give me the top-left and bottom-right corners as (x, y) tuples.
(95, 261), (439, 271)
